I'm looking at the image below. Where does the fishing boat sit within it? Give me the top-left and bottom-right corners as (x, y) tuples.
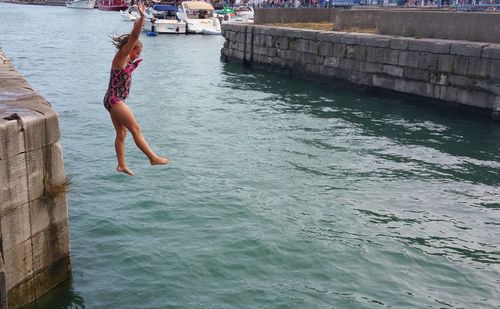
(97, 0), (128, 11)
(176, 1), (221, 34)
(65, 0), (96, 9)
(143, 4), (186, 34)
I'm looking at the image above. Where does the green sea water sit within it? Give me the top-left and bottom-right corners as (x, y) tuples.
(1, 3), (499, 308)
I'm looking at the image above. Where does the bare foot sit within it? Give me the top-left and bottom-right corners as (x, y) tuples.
(150, 156), (170, 165)
(116, 166), (135, 176)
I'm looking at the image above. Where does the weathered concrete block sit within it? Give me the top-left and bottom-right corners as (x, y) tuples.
(456, 89), (493, 108)
(32, 221), (70, 271)
(31, 194), (68, 236)
(345, 45), (355, 59)
(0, 117), (24, 161)
(453, 56), (469, 75)
(366, 47), (386, 64)
(439, 85), (458, 102)
(372, 74), (396, 89)
(408, 39), (451, 54)
(7, 276), (35, 309)
(317, 32), (343, 43)
(340, 59), (361, 72)
(332, 43), (346, 58)
(3, 240), (33, 289)
(398, 50), (420, 68)
(390, 37), (409, 50)
(482, 44), (500, 59)
(1, 204), (31, 252)
(418, 52), (439, 70)
(305, 63), (321, 75)
(32, 256), (71, 306)
(353, 45), (368, 62)
(448, 74), (474, 88)
(438, 54), (455, 73)
(467, 57), (491, 79)
(429, 71), (448, 85)
(253, 34), (265, 47)
(404, 68), (428, 81)
(295, 29), (318, 40)
(356, 34), (391, 48)
(474, 80), (500, 95)
(394, 79), (427, 96)
(0, 253), (6, 309)
(489, 59), (500, 80)
(319, 65), (336, 78)
(323, 57), (340, 68)
(383, 49), (399, 65)
(275, 37), (288, 50)
(296, 39), (318, 54)
(0, 154), (28, 212)
(265, 35), (274, 48)
(450, 41), (487, 57)
(382, 65), (404, 78)
(359, 61), (383, 73)
(340, 33), (357, 45)
(318, 41), (333, 57)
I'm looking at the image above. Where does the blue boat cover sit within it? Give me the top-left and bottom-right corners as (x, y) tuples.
(152, 4), (177, 11)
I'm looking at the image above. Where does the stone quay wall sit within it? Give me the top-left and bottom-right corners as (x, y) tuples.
(254, 8), (335, 24)
(332, 10), (500, 44)
(221, 24), (500, 119)
(0, 53), (71, 308)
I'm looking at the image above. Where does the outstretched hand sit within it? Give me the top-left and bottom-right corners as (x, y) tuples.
(137, 2), (146, 16)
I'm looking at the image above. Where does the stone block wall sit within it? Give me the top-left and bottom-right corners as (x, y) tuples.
(332, 10), (500, 44)
(221, 24), (500, 119)
(254, 8), (334, 24)
(0, 54), (71, 308)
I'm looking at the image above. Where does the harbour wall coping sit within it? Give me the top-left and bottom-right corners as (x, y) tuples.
(221, 24), (500, 120)
(0, 52), (71, 308)
(333, 10), (500, 44)
(255, 9), (500, 44)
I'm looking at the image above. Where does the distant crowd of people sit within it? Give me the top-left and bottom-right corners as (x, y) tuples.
(212, 0), (499, 8)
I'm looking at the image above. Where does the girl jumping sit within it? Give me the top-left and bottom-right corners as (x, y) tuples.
(104, 2), (169, 176)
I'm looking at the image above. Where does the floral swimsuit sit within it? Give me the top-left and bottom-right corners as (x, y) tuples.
(103, 58), (142, 112)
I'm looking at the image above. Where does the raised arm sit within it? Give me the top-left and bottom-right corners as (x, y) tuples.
(113, 2), (146, 68)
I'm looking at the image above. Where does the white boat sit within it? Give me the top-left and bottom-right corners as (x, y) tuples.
(176, 1), (221, 34)
(143, 4), (186, 34)
(202, 28), (221, 35)
(233, 6), (254, 23)
(65, 0), (96, 9)
(120, 6), (139, 21)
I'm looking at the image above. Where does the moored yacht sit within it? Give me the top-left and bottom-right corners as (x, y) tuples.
(144, 4), (187, 34)
(97, 0), (128, 11)
(176, 1), (221, 34)
(66, 0), (96, 9)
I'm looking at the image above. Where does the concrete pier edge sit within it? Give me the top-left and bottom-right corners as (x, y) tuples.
(0, 51), (71, 308)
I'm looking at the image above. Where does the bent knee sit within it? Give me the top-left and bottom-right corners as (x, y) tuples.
(129, 124), (142, 135)
(116, 128), (127, 139)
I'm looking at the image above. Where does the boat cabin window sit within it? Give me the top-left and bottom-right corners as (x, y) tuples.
(186, 9), (212, 19)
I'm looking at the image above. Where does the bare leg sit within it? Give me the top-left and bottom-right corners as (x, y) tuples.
(111, 114), (135, 176)
(110, 102), (170, 165)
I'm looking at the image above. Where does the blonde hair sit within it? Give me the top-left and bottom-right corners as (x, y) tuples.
(111, 34), (142, 51)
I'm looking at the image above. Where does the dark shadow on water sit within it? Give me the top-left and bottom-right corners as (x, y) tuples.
(220, 63), (500, 186)
(20, 279), (85, 309)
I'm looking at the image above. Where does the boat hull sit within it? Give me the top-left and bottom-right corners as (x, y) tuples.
(97, 0), (127, 11)
(144, 19), (186, 34)
(66, 0), (96, 9)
